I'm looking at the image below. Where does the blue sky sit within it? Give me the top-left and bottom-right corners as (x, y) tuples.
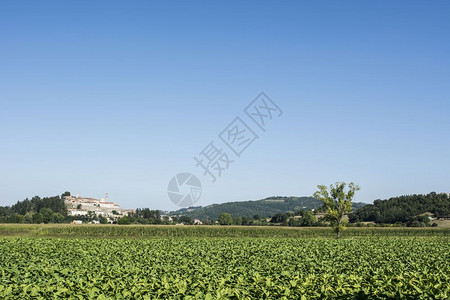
(1, 1), (449, 210)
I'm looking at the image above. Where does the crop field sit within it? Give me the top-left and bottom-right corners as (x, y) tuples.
(0, 224), (449, 238)
(0, 226), (449, 299)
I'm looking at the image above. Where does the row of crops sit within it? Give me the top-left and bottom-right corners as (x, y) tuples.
(1, 224), (449, 238)
(0, 237), (449, 299)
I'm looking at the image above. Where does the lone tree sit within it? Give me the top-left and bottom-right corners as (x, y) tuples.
(314, 182), (360, 239)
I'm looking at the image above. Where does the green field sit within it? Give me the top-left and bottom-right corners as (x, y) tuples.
(0, 225), (449, 299)
(1, 224), (449, 238)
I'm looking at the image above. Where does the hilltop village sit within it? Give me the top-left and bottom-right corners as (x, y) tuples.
(64, 195), (133, 224)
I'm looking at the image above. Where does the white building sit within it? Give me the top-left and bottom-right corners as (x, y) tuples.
(68, 210), (88, 216)
(64, 195), (132, 218)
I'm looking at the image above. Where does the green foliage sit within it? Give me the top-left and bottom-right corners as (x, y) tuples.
(0, 206), (11, 217)
(233, 217), (243, 225)
(299, 211), (317, 226)
(314, 182), (360, 238)
(98, 215), (108, 224)
(11, 195), (67, 216)
(219, 213), (233, 225)
(52, 213), (65, 223)
(0, 236), (448, 299)
(2, 224), (448, 239)
(40, 208), (54, 224)
(270, 212), (288, 224)
(1, 193), (368, 225)
(0, 193), (69, 224)
(171, 197), (333, 220)
(23, 212), (33, 224)
(271, 210), (318, 227)
(178, 216), (193, 225)
(32, 213), (43, 224)
(130, 208), (162, 224)
(117, 216), (131, 225)
(350, 192), (450, 224)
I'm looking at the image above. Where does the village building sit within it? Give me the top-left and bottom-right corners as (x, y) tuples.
(64, 195), (133, 222)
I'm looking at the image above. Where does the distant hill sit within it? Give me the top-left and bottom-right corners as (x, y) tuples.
(170, 196), (368, 220)
(349, 192), (450, 224)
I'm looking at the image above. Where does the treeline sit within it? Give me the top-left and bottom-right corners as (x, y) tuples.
(120, 208), (169, 225)
(176, 210), (320, 226)
(172, 197), (323, 220)
(0, 192), (69, 223)
(117, 209), (321, 226)
(3, 191), (448, 227)
(118, 209), (205, 225)
(349, 192), (449, 226)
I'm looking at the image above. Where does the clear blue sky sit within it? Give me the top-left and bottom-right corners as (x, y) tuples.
(1, 1), (449, 210)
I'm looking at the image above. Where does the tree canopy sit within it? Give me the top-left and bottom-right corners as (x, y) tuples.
(349, 192), (450, 225)
(314, 182), (360, 238)
(0, 194), (68, 223)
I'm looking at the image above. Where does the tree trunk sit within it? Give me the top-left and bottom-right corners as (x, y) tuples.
(336, 221), (341, 239)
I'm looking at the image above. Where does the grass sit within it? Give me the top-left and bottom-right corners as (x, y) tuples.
(0, 224), (448, 239)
